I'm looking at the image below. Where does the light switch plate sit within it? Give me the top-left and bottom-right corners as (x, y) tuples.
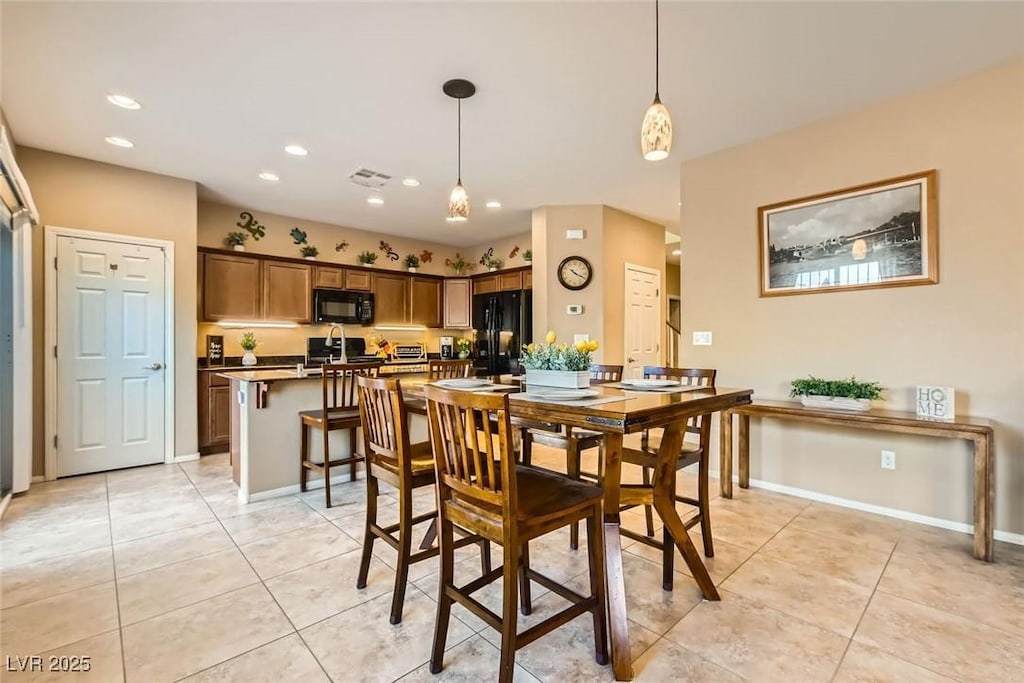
(567, 304), (583, 315)
(573, 334), (590, 344)
(692, 331), (712, 346)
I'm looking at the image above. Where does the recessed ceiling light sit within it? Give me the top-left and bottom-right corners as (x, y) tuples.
(105, 136), (134, 148)
(284, 144), (308, 156)
(402, 178), (420, 187)
(671, 249), (681, 256)
(367, 194), (384, 206)
(258, 171), (279, 182)
(106, 94), (141, 110)
(485, 200), (502, 209)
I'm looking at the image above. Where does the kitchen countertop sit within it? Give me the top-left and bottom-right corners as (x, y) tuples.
(216, 368), (329, 383)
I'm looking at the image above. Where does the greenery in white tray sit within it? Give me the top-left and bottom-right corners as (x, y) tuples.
(790, 376), (883, 400)
(357, 250), (377, 265)
(224, 231), (248, 247)
(521, 331), (599, 371)
(404, 253), (420, 268)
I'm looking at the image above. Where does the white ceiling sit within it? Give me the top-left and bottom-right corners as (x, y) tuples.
(3, 2), (1022, 247)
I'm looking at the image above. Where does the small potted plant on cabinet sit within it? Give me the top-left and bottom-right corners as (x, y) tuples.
(240, 331), (258, 366)
(522, 248), (532, 264)
(455, 338), (472, 359)
(445, 253), (473, 275)
(300, 245), (319, 260)
(357, 250), (378, 267)
(790, 376), (883, 411)
(225, 231), (248, 251)
(486, 257), (503, 272)
(404, 253), (421, 273)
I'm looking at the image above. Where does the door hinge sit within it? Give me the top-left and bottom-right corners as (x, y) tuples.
(54, 257), (58, 270)
(53, 345), (57, 358)
(53, 435), (58, 448)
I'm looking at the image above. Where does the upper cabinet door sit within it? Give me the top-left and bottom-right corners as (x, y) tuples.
(498, 271), (522, 291)
(201, 253), (261, 321)
(443, 279), (472, 329)
(263, 261), (312, 323)
(345, 269), (373, 292)
(313, 266), (345, 289)
(473, 275), (498, 295)
(523, 269), (533, 290)
(409, 277), (443, 328)
(373, 272), (410, 324)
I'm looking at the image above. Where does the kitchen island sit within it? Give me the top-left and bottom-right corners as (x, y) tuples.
(218, 368), (432, 502)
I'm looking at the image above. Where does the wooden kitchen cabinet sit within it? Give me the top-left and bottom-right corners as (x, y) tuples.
(473, 275), (498, 295)
(523, 269), (532, 289)
(443, 278), (472, 329)
(498, 271), (522, 291)
(373, 271), (410, 324)
(198, 372), (231, 454)
(262, 261), (311, 322)
(313, 265), (345, 289)
(345, 269), (373, 292)
(409, 277), (443, 327)
(201, 253), (261, 321)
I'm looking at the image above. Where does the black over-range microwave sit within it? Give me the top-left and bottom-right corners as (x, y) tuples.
(313, 289), (374, 324)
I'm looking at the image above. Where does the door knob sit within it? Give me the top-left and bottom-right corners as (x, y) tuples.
(146, 363), (163, 370)
(627, 357), (636, 364)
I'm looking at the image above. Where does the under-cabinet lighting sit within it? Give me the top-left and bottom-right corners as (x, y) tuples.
(374, 325), (427, 332)
(217, 321), (299, 329)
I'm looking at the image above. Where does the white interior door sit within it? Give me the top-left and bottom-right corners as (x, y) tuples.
(624, 264), (661, 378)
(56, 236), (166, 476)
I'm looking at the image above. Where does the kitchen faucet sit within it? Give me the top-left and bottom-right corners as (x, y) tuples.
(325, 323), (347, 364)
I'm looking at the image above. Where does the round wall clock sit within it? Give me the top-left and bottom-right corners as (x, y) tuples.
(557, 255), (594, 291)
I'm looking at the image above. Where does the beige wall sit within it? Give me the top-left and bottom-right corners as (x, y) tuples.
(680, 60), (1024, 536)
(199, 200), (531, 276)
(18, 148), (199, 474)
(665, 263), (680, 298)
(602, 207), (666, 364)
(531, 205), (605, 354)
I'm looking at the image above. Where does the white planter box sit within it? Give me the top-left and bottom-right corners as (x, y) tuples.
(524, 369), (590, 389)
(800, 395), (871, 411)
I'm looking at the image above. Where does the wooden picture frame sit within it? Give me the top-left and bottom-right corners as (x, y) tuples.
(758, 170), (938, 297)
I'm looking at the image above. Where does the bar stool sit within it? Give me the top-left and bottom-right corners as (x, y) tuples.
(299, 362), (381, 508)
(424, 386), (608, 683)
(428, 359), (472, 380)
(521, 363), (623, 549)
(354, 375), (490, 624)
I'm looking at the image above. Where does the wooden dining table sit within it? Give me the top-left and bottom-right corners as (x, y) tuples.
(401, 376), (754, 681)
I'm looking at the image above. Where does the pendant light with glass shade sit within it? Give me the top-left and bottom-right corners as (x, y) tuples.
(641, 0), (672, 161)
(443, 79), (476, 222)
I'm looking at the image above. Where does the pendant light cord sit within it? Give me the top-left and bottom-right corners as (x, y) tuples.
(457, 99), (462, 184)
(654, 0), (660, 101)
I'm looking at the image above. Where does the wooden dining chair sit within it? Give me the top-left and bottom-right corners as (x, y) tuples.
(354, 376), (490, 624)
(521, 364), (623, 549)
(424, 386), (608, 683)
(299, 362), (382, 508)
(428, 359), (473, 380)
(620, 366), (717, 590)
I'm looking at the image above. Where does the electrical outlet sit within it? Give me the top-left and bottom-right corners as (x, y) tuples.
(881, 450), (896, 470)
(692, 331), (712, 346)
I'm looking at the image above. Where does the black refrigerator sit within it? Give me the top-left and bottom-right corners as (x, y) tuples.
(472, 290), (532, 375)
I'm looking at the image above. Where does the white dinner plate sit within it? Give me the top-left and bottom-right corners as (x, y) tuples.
(619, 378), (679, 388)
(524, 388), (600, 401)
(434, 378), (492, 389)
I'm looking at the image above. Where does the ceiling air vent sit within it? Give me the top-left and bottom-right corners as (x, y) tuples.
(348, 168), (393, 188)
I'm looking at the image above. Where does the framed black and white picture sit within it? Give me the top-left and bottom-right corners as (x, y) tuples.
(758, 170), (937, 297)
(206, 334), (225, 366)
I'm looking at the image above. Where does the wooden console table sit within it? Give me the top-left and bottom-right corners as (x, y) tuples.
(719, 399), (995, 561)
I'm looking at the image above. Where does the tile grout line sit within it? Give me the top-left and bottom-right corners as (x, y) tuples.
(105, 472), (129, 683)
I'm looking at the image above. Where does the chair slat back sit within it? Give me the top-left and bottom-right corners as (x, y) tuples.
(356, 375), (410, 472)
(424, 386), (515, 514)
(589, 364), (624, 383)
(429, 359), (473, 380)
(642, 366), (717, 438)
(322, 362), (382, 412)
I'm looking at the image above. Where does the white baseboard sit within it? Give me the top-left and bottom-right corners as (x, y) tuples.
(248, 471), (364, 503)
(711, 471), (1023, 548)
(30, 475), (45, 483)
(173, 452), (200, 464)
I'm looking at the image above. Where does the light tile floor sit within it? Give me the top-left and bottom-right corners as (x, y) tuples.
(2, 446), (1023, 682)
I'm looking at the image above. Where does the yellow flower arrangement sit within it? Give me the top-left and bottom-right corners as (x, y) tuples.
(521, 330), (599, 371)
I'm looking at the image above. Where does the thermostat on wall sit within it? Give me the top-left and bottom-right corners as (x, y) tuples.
(567, 304), (583, 315)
